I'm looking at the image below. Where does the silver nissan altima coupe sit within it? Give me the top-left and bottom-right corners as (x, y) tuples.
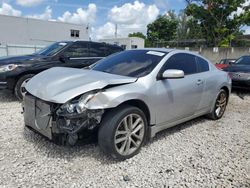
(23, 49), (231, 160)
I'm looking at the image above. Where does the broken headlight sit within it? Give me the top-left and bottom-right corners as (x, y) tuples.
(57, 91), (99, 116)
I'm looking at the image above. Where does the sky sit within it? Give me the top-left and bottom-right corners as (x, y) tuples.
(0, 0), (249, 40)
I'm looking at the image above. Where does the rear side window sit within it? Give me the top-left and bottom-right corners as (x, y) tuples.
(163, 53), (198, 75)
(89, 42), (105, 57)
(196, 56), (209, 72)
(64, 42), (89, 57)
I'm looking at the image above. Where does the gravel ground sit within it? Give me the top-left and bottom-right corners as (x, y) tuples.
(0, 90), (249, 188)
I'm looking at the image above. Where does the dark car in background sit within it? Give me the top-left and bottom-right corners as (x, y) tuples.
(0, 41), (123, 100)
(215, 58), (236, 69)
(223, 56), (250, 89)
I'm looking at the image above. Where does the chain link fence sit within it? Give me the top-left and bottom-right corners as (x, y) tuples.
(0, 44), (45, 57)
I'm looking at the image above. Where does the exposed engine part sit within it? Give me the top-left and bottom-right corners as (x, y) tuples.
(55, 109), (104, 135)
(67, 133), (78, 146)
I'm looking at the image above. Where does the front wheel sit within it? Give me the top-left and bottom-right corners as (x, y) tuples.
(207, 89), (228, 120)
(14, 74), (34, 101)
(98, 105), (148, 160)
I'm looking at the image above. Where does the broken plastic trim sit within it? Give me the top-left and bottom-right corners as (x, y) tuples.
(55, 109), (104, 135)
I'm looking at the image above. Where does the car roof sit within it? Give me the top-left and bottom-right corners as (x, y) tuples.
(141, 48), (174, 53)
(131, 48), (201, 55)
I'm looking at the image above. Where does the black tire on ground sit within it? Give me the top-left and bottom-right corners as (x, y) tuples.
(207, 89), (228, 120)
(98, 105), (148, 160)
(14, 74), (35, 101)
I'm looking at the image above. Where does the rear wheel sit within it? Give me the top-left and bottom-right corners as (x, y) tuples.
(14, 74), (34, 101)
(207, 89), (228, 120)
(98, 105), (148, 160)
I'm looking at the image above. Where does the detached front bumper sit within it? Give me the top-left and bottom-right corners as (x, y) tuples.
(23, 94), (104, 145)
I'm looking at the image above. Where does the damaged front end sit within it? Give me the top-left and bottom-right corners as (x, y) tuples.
(23, 91), (104, 146)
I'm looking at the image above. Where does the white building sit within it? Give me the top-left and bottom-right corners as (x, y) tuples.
(99, 37), (145, 50)
(0, 14), (89, 46)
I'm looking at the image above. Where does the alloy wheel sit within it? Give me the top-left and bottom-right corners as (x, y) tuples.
(215, 91), (227, 118)
(20, 78), (31, 97)
(114, 114), (145, 156)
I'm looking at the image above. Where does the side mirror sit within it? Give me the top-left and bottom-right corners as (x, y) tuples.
(59, 55), (69, 63)
(160, 69), (184, 79)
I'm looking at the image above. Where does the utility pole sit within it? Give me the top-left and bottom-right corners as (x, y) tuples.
(86, 23), (91, 41)
(115, 24), (118, 39)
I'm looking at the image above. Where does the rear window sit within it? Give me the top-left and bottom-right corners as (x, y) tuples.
(106, 45), (123, 56)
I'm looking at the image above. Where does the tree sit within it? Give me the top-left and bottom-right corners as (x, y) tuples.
(176, 10), (203, 40)
(128, 32), (146, 39)
(147, 12), (178, 44)
(185, 0), (250, 47)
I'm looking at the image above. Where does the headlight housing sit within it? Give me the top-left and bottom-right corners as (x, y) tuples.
(57, 91), (99, 117)
(0, 64), (18, 73)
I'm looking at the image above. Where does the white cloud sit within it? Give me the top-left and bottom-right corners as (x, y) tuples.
(95, 1), (159, 39)
(58, 3), (96, 25)
(0, 3), (21, 16)
(27, 6), (52, 20)
(16, 0), (44, 7)
(108, 1), (159, 25)
(95, 22), (116, 39)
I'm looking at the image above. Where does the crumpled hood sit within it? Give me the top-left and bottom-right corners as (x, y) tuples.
(25, 67), (137, 103)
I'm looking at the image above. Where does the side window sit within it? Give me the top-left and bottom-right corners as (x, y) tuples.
(163, 53), (198, 75)
(196, 56), (209, 72)
(89, 43), (105, 57)
(64, 43), (89, 58)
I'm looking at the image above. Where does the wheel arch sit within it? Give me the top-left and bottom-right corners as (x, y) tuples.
(8, 71), (37, 91)
(220, 85), (230, 102)
(115, 99), (151, 125)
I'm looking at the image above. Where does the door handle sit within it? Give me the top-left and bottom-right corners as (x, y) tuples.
(196, 79), (203, 85)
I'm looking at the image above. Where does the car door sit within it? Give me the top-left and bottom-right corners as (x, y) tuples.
(195, 56), (213, 111)
(62, 42), (92, 68)
(153, 53), (205, 125)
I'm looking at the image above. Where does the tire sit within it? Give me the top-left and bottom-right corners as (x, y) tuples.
(207, 89), (228, 120)
(98, 105), (148, 160)
(14, 74), (34, 101)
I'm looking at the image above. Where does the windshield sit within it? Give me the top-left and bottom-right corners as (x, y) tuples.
(235, 56), (250, 65)
(92, 50), (167, 77)
(35, 42), (70, 56)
